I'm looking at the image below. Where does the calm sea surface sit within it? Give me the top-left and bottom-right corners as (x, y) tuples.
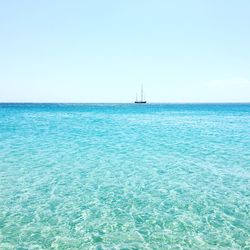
(0, 104), (249, 249)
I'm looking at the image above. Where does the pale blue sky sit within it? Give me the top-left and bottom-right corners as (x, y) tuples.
(0, 0), (250, 102)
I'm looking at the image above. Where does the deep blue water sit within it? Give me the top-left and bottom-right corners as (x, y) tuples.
(0, 103), (250, 249)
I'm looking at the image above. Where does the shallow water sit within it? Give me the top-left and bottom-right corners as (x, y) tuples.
(0, 104), (250, 249)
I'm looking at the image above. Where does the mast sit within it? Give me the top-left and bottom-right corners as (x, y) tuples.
(141, 85), (143, 102)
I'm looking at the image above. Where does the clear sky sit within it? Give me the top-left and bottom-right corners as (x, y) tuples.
(0, 0), (250, 103)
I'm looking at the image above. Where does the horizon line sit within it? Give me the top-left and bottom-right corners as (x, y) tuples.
(0, 102), (250, 105)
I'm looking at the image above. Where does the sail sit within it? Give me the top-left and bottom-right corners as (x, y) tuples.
(135, 85), (146, 103)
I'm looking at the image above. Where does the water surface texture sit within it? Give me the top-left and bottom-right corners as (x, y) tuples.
(0, 104), (250, 249)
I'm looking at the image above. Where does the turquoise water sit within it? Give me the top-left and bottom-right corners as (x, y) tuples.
(0, 104), (250, 249)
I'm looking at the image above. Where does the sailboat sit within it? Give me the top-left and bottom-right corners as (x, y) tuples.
(135, 85), (147, 103)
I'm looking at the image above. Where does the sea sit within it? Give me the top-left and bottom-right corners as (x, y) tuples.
(0, 103), (249, 249)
